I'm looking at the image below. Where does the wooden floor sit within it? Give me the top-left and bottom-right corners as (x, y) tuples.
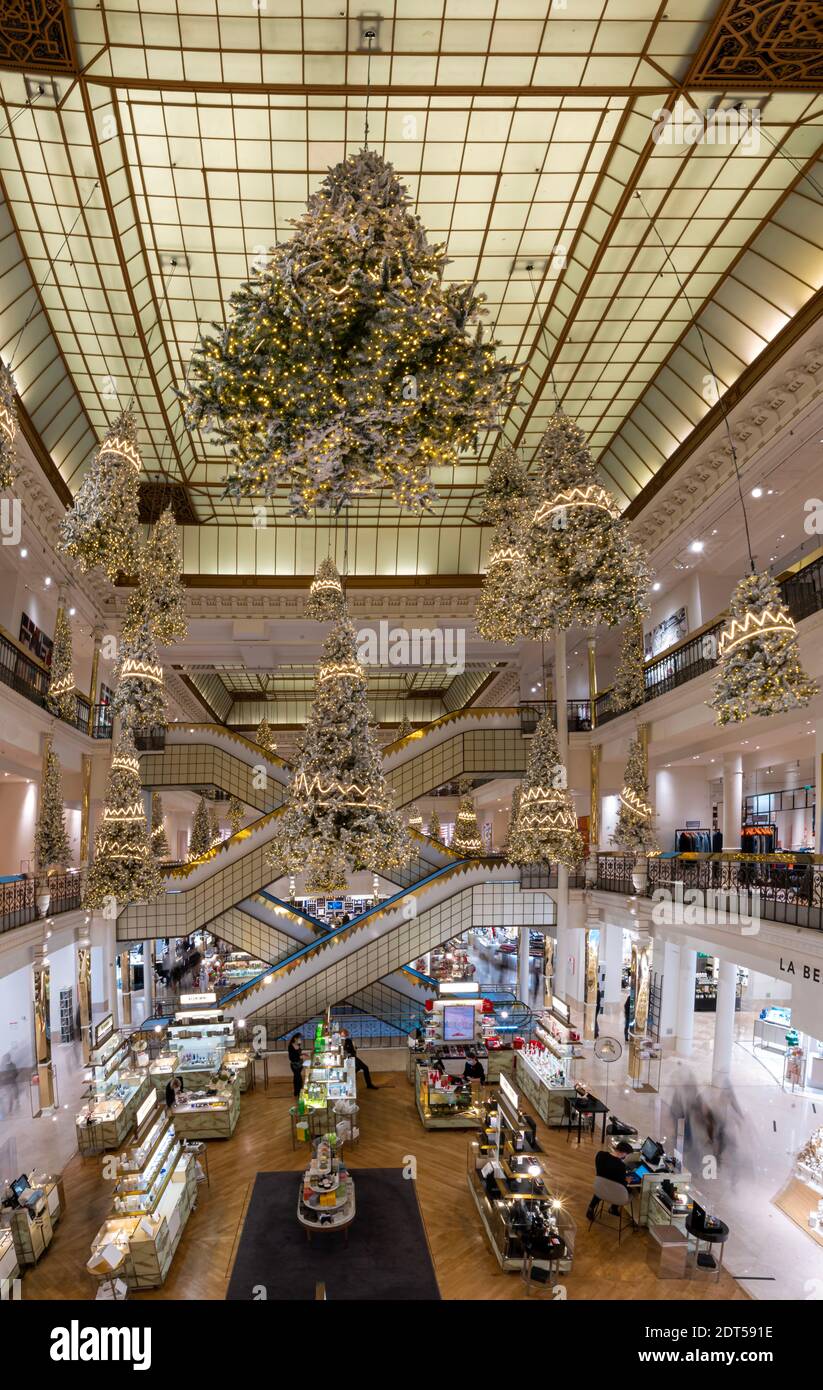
(24, 1071), (747, 1301)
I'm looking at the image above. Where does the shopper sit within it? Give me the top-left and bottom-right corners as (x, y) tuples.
(623, 993), (632, 1041)
(463, 1056), (485, 1083)
(287, 1032), (304, 1098)
(340, 1030), (377, 1089)
(586, 1147), (630, 1221)
(165, 1076), (183, 1112)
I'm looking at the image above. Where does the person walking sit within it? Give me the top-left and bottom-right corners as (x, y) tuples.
(287, 1032), (305, 1098)
(623, 992), (632, 1042)
(340, 1030), (377, 1089)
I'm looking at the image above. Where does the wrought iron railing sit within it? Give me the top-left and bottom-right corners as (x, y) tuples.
(518, 700), (593, 734)
(0, 630), (112, 739)
(135, 726), (167, 751)
(646, 855), (823, 933)
(518, 864), (587, 890)
(0, 871), (84, 935)
(595, 853), (637, 895)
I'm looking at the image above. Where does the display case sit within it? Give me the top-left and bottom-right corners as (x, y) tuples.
(171, 1079), (240, 1139)
(0, 1227), (19, 1290)
(148, 1053), (179, 1100)
(753, 1007), (793, 1055)
(466, 1113), (575, 1273)
(75, 1070), (151, 1154)
(165, 1012), (235, 1086)
(414, 1058), (483, 1130)
(0, 1174), (62, 1268)
(534, 1003), (583, 1076)
(513, 1047), (577, 1127)
(221, 1047), (254, 1092)
(297, 1137), (355, 1236)
(114, 1114), (182, 1216)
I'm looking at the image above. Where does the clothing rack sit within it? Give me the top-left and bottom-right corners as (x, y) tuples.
(674, 828), (722, 853)
(740, 824), (777, 854)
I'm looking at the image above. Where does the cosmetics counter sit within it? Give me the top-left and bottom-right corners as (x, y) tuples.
(534, 997), (584, 1078)
(87, 1099), (198, 1290)
(0, 1172), (63, 1270)
(219, 952), (268, 985)
(162, 1005), (254, 1091)
(75, 1024), (152, 1154)
(0, 1228), (18, 1289)
(415, 1059), (484, 1129)
(467, 1088), (575, 1276)
(513, 1044), (578, 1127)
(172, 1078), (241, 1139)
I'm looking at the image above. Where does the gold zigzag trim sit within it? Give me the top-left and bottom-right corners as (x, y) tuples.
(120, 657), (163, 684)
(103, 433), (141, 472)
(718, 606), (797, 657)
(487, 545), (524, 567)
(619, 786), (653, 820)
(533, 483), (621, 526)
(0, 404), (15, 444)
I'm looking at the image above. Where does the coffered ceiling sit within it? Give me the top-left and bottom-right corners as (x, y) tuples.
(1, 0), (823, 580)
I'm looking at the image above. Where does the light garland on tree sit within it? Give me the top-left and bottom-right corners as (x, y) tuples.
(712, 570), (817, 724)
(427, 807), (442, 843)
(506, 712), (583, 869)
(58, 411), (142, 582)
(0, 359), (18, 490)
(46, 608), (76, 721)
(451, 778), (483, 857)
(255, 716), (277, 755)
(406, 804), (424, 834)
(227, 795), (245, 837)
(112, 618), (167, 733)
(188, 797), (213, 861)
(612, 735), (658, 855)
(305, 556), (345, 622)
(84, 730), (162, 908)
(183, 148), (513, 515)
(476, 445), (535, 643)
(124, 507), (187, 646)
(34, 736), (71, 873)
(269, 612), (408, 893)
(527, 411), (650, 630)
(612, 614), (646, 713)
(151, 793), (170, 860)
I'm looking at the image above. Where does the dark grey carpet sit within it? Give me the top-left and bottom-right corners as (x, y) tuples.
(226, 1168), (441, 1300)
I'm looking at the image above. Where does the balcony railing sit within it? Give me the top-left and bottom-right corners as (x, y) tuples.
(519, 699), (593, 734)
(595, 853), (637, 895)
(0, 629), (112, 739)
(0, 871), (84, 935)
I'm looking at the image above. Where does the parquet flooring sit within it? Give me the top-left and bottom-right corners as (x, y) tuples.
(22, 1072), (748, 1301)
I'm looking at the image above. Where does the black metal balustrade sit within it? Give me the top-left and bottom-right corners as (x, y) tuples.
(518, 864), (587, 890)
(0, 630), (112, 739)
(595, 853), (638, 895)
(518, 699), (593, 734)
(0, 871), (84, 936)
(646, 855), (823, 933)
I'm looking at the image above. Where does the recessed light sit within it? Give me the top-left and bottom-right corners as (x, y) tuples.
(652, 581), (661, 591)
(751, 486), (763, 498)
(689, 540), (704, 553)
(19, 547), (27, 558)
(69, 606), (76, 616)
(44, 576), (52, 586)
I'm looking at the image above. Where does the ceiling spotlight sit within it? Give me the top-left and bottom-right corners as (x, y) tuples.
(69, 606), (76, 616)
(750, 486), (763, 498)
(19, 547), (27, 558)
(44, 576), (52, 586)
(652, 581), (661, 591)
(689, 540), (704, 553)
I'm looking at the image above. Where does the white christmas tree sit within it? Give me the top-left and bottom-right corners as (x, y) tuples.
(712, 569), (817, 724)
(58, 411), (141, 582)
(208, 803), (222, 845)
(506, 711), (583, 869)
(256, 716), (277, 755)
(612, 735), (658, 854)
(451, 778), (483, 856)
(46, 608), (76, 721)
(305, 556), (345, 622)
(0, 359), (18, 490)
(188, 797), (213, 860)
(34, 737), (71, 873)
(406, 804), (424, 835)
(151, 793), (170, 860)
(427, 807), (442, 843)
(124, 507), (187, 646)
(269, 613), (409, 893)
(227, 795), (245, 837)
(113, 617), (167, 733)
(612, 615), (646, 713)
(84, 731), (162, 908)
(476, 445), (536, 642)
(527, 411), (650, 631)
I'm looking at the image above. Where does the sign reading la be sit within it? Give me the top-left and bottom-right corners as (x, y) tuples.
(778, 956), (823, 1038)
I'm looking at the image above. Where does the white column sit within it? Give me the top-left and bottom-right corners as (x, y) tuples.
(712, 957), (737, 1089)
(554, 629), (570, 1001)
(143, 940), (155, 1021)
(657, 936), (680, 1048)
(91, 912), (119, 1027)
(675, 945), (697, 1055)
(722, 754), (743, 851)
(517, 927), (530, 1002)
(815, 725), (823, 853)
(601, 919), (623, 1006)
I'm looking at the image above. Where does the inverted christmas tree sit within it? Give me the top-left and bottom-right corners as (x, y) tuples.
(58, 411), (141, 582)
(46, 608), (76, 720)
(269, 612), (408, 893)
(395, 717), (415, 741)
(184, 148), (512, 515)
(305, 556), (345, 622)
(112, 617), (167, 733)
(124, 507), (187, 646)
(0, 359), (18, 490)
(451, 778), (483, 856)
(84, 731), (163, 909)
(228, 795), (245, 837)
(476, 446), (536, 642)
(188, 797), (213, 860)
(427, 808), (442, 843)
(612, 615), (646, 713)
(34, 737), (71, 872)
(528, 411), (650, 630)
(506, 710), (583, 869)
(256, 716), (277, 755)
(406, 804), (424, 835)
(612, 735), (658, 854)
(712, 569), (817, 724)
(151, 793), (170, 860)
(208, 803), (221, 845)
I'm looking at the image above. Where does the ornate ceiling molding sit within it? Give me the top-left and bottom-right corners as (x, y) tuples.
(686, 0), (823, 90)
(0, 1), (77, 75)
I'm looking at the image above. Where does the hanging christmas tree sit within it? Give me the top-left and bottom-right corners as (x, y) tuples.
(406, 804), (424, 835)
(305, 556), (345, 622)
(34, 736), (71, 872)
(711, 569), (818, 724)
(451, 778), (483, 856)
(112, 617), (167, 733)
(58, 411), (141, 582)
(269, 613), (409, 893)
(84, 731), (163, 908)
(612, 615), (646, 713)
(151, 793), (170, 860)
(188, 797), (213, 860)
(0, 359), (19, 490)
(227, 795), (245, 837)
(506, 711), (583, 869)
(527, 411), (650, 631)
(395, 717), (415, 741)
(46, 608), (76, 721)
(124, 507), (187, 646)
(256, 716), (277, 755)
(612, 735), (658, 854)
(208, 803), (222, 845)
(476, 445), (536, 642)
(183, 148), (512, 515)
(504, 784), (522, 860)
(427, 807), (442, 843)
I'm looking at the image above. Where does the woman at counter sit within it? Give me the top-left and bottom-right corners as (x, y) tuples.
(287, 1033), (304, 1098)
(165, 1077), (184, 1112)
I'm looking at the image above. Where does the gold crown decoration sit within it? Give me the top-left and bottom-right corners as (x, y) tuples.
(293, 769), (385, 810)
(317, 659), (362, 683)
(48, 674), (75, 698)
(111, 749), (140, 776)
(0, 401), (14, 447)
(120, 656), (164, 685)
(533, 483), (621, 527)
(619, 785), (653, 821)
(102, 430), (142, 473)
(309, 576), (343, 597)
(718, 605), (797, 658)
(486, 544), (524, 568)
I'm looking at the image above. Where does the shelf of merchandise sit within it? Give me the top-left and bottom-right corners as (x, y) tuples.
(513, 1048), (577, 1127)
(414, 1059), (484, 1130)
(0, 1228), (19, 1289)
(0, 1176), (62, 1268)
(466, 1127), (575, 1274)
(172, 1080), (241, 1139)
(75, 1070), (151, 1155)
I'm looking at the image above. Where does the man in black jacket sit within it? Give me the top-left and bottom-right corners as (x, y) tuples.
(586, 1148), (631, 1220)
(341, 1031), (377, 1089)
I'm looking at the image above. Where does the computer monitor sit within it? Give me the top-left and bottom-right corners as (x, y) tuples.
(641, 1136), (665, 1167)
(442, 1002), (475, 1042)
(11, 1174), (28, 1199)
(691, 1199), (706, 1231)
